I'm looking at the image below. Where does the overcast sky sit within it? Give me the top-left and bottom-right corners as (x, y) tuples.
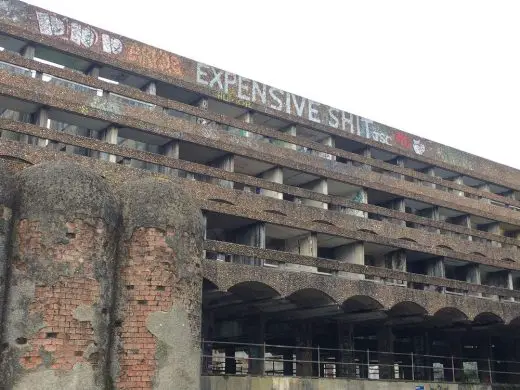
(25, 0), (520, 169)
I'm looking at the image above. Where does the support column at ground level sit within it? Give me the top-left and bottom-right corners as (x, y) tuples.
(202, 311), (215, 375)
(295, 323), (313, 377)
(337, 322), (356, 378)
(377, 326), (395, 380)
(225, 346), (237, 375)
(248, 316), (266, 376)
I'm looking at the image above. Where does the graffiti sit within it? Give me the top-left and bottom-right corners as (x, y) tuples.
(395, 131), (412, 149)
(413, 139), (426, 155)
(215, 90), (252, 109)
(35, 11), (122, 54)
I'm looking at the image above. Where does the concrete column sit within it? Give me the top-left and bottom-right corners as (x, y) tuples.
(302, 178), (328, 209)
(99, 126), (118, 162)
(389, 156), (405, 180)
(274, 124), (297, 150)
(334, 242), (365, 280)
(282, 232), (318, 272)
(15, 45), (36, 144)
(313, 136), (335, 161)
(161, 141), (179, 177)
(449, 214), (472, 241)
(332, 189), (368, 218)
(452, 176), (465, 197)
(234, 223), (265, 266)
(337, 322), (356, 378)
(425, 257), (446, 293)
(485, 222), (502, 247)
(478, 183), (491, 204)
(259, 167), (283, 199)
(143, 81), (157, 96)
(463, 264), (482, 297)
(486, 270), (513, 301)
(449, 335), (464, 382)
(417, 206), (440, 234)
(295, 322), (313, 377)
(383, 198), (406, 226)
(477, 337), (492, 383)
(225, 346), (237, 374)
(385, 249), (406, 286)
(420, 166), (436, 189)
(377, 326), (395, 380)
(34, 107), (49, 147)
(248, 317), (265, 375)
(359, 147), (372, 171)
(209, 154), (234, 189)
(283, 350), (294, 376)
(413, 332), (432, 381)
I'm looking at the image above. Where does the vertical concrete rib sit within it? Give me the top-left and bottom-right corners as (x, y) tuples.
(1, 162), (120, 390)
(114, 179), (204, 390)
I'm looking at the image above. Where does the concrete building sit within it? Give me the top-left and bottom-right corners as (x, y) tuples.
(0, 1), (519, 389)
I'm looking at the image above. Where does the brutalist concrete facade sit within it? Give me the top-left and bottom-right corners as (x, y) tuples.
(1, 1), (520, 389)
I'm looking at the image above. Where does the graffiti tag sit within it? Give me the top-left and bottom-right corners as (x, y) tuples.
(36, 11), (123, 55)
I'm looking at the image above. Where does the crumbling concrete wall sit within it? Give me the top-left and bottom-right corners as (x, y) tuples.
(113, 179), (204, 390)
(0, 161), (204, 390)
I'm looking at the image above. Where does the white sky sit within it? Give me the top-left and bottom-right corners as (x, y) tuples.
(25, 0), (520, 169)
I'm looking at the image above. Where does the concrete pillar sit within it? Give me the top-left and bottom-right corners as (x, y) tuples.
(383, 198), (406, 226)
(295, 322), (313, 377)
(161, 141), (179, 177)
(413, 332), (432, 381)
(99, 126), (118, 162)
(425, 257), (446, 293)
(282, 232), (318, 273)
(259, 167), (283, 199)
(334, 242), (365, 280)
(313, 136), (335, 161)
(478, 183), (491, 204)
(463, 264), (482, 297)
(486, 270), (513, 301)
(34, 107), (49, 147)
(420, 166), (436, 189)
(449, 335), (464, 382)
(477, 337), (492, 383)
(301, 178), (328, 209)
(389, 156), (405, 180)
(248, 317), (265, 376)
(359, 147), (372, 171)
(449, 214), (472, 241)
(417, 206), (440, 234)
(337, 322), (356, 378)
(485, 222), (502, 247)
(385, 249), (406, 286)
(332, 188), (368, 218)
(210, 154), (234, 189)
(452, 176), (465, 196)
(283, 350), (294, 376)
(274, 125), (297, 150)
(377, 326), (395, 379)
(234, 223), (265, 266)
(225, 346), (237, 374)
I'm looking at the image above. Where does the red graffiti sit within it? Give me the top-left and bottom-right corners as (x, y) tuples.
(394, 131), (412, 149)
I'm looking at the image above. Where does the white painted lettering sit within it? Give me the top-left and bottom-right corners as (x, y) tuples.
(341, 111), (353, 132)
(308, 101), (321, 123)
(196, 63), (210, 86)
(328, 108), (339, 128)
(269, 87), (283, 111)
(70, 23), (96, 48)
(291, 94), (307, 117)
(209, 68), (224, 90)
(224, 72), (237, 94)
(252, 81), (266, 104)
(237, 76), (251, 101)
(285, 92), (291, 114)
